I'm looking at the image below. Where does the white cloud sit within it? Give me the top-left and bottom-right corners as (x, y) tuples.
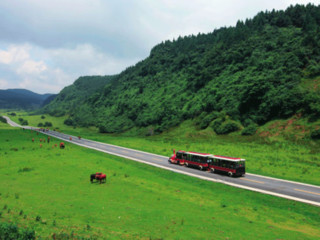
(0, 45), (29, 64)
(0, 0), (320, 94)
(0, 43), (139, 93)
(17, 60), (47, 75)
(0, 79), (8, 88)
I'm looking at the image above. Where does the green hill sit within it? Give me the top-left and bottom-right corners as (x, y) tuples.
(43, 4), (320, 135)
(42, 75), (115, 125)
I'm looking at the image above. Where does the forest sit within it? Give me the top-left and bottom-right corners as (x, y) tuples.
(43, 4), (320, 136)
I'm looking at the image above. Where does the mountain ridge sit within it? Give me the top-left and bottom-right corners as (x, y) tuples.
(0, 88), (55, 110)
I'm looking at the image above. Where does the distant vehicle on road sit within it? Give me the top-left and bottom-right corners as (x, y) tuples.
(169, 150), (245, 177)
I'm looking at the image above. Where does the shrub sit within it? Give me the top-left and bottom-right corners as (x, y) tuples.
(44, 122), (52, 127)
(214, 121), (240, 135)
(310, 129), (320, 140)
(0, 117), (7, 123)
(37, 123), (43, 127)
(18, 167), (33, 173)
(21, 120), (28, 126)
(198, 112), (219, 129)
(64, 118), (74, 126)
(241, 124), (258, 136)
(0, 222), (35, 240)
(41, 115), (45, 119)
(35, 215), (41, 222)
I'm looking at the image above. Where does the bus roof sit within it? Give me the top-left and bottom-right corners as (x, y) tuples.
(187, 151), (212, 157)
(212, 155), (245, 162)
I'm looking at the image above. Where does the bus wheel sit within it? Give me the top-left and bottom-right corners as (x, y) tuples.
(228, 172), (233, 177)
(210, 168), (215, 173)
(177, 161), (180, 165)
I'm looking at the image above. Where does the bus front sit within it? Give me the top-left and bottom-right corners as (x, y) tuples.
(235, 159), (246, 176)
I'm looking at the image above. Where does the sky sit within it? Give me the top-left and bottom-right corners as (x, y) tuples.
(0, 0), (319, 94)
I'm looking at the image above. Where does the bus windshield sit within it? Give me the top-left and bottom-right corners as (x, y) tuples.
(237, 161), (245, 168)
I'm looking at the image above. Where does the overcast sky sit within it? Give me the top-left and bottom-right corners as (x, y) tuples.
(0, 0), (319, 94)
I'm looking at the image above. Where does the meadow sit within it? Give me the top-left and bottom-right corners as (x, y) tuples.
(1, 121), (320, 239)
(6, 111), (320, 186)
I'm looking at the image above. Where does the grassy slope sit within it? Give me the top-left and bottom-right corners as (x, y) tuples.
(4, 111), (320, 186)
(1, 123), (320, 239)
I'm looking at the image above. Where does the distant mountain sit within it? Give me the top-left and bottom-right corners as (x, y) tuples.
(0, 89), (55, 110)
(43, 4), (320, 135)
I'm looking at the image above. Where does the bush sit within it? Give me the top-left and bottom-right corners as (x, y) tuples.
(241, 124), (257, 136)
(214, 121), (240, 135)
(0, 117), (7, 123)
(310, 129), (320, 140)
(44, 122), (52, 127)
(0, 222), (35, 240)
(198, 112), (219, 129)
(21, 120), (28, 126)
(41, 115), (45, 119)
(37, 123), (43, 127)
(64, 118), (74, 126)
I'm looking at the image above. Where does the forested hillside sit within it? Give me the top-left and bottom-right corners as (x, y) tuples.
(42, 75), (115, 124)
(0, 89), (54, 110)
(44, 4), (320, 135)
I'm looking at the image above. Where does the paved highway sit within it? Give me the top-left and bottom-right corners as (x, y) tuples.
(3, 116), (320, 207)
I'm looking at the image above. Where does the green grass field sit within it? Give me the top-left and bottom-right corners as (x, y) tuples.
(1, 122), (320, 239)
(3, 111), (320, 186)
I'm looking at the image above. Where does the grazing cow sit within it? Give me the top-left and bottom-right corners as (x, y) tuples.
(60, 142), (65, 149)
(90, 172), (107, 184)
(69, 137), (72, 141)
(40, 139), (42, 142)
(32, 138), (34, 142)
(47, 136), (50, 143)
(40, 144), (42, 148)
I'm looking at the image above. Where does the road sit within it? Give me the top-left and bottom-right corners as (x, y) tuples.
(3, 116), (320, 207)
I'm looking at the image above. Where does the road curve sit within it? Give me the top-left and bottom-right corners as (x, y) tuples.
(3, 116), (320, 207)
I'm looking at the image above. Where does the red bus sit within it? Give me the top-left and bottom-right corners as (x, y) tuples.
(209, 155), (245, 177)
(169, 150), (212, 170)
(169, 150), (245, 177)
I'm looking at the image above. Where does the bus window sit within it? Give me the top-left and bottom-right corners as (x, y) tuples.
(200, 157), (206, 163)
(182, 153), (187, 160)
(221, 160), (226, 168)
(207, 158), (212, 164)
(176, 152), (182, 159)
(230, 162), (235, 169)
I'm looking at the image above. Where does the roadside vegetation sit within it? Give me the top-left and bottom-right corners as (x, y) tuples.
(0, 123), (320, 239)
